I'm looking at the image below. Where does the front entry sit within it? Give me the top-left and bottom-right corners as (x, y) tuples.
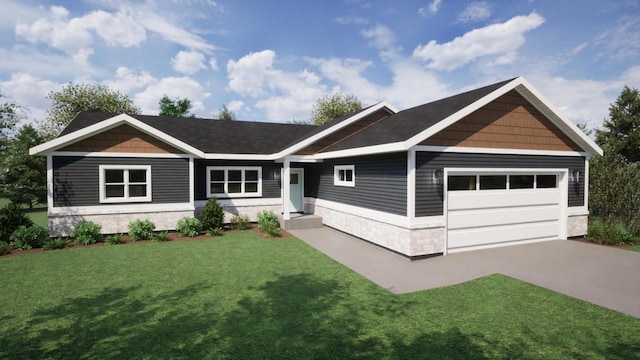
(289, 168), (304, 213)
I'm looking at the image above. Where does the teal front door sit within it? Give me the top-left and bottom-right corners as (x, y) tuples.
(289, 169), (303, 213)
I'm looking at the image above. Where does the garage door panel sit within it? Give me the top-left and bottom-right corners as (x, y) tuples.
(448, 205), (560, 230)
(448, 190), (559, 211)
(448, 221), (560, 249)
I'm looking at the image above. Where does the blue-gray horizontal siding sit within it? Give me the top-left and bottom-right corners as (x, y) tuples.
(194, 160), (282, 200)
(415, 152), (586, 217)
(53, 156), (190, 207)
(303, 152), (407, 216)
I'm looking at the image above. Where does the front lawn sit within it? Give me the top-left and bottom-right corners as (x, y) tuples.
(0, 198), (48, 228)
(1, 231), (638, 359)
(627, 245), (640, 253)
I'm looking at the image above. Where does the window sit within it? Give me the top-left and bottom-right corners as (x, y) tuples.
(207, 167), (262, 198)
(536, 174), (557, 188)
(448, 175), (476, 191)
(479, 175), (507, 190)
(510, 175), (534, 189)
(334, 165), (355, 187)
(99, 165), (151, 203)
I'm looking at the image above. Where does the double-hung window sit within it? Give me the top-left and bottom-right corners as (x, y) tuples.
(207, 167), (262, 198)
(99, 165), (151, 203)
(334, 165), (355, 187)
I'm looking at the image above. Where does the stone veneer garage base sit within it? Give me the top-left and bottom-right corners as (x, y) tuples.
(567, 214), (588, 238)
(309, 203), (445, 258)
(49, 209), (194, 237)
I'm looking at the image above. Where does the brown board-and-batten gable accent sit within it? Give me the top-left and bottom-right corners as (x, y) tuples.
(294, 108), (392, 155)
(59, 124), (185, 154)
(421, 90), (583, 152)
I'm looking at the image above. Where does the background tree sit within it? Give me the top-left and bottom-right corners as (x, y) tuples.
(0, 124), (46, 208)
(159, 95), (193, 117)
(216, 104), (236, 120)
(42, 82), (140, 139)
(595, 86), (640, 163)
(311, 93), (362, 126)
(0, 96), (25, 140)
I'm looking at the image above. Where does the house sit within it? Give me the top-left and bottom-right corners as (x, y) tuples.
(30, 77), (603, 257)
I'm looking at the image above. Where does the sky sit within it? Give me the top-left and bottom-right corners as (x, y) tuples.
(1, 0), (639, 131)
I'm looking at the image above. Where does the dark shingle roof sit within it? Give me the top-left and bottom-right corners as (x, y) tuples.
(319, 78), (516, 152)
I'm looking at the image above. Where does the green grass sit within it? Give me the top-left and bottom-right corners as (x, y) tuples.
(0, 198), (47, 228)
(1, 232), (638, 359)
(627, 245), (640, 253)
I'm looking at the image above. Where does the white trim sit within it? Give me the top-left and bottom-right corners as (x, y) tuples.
(204, 153), (273, 160)
(334, 165), (355, 187)
(413, 145), (587, 157)
(188, 156), (195, 208)
(273, 102), (398, 159)
(194, 197), (282, 208)
(568, 207), (589, 216)
(49, 202), (194, 216)
(205, 166), (262, 198)
(584, 157), (590, 211)
(99, 165), (152, 203)
(447, 237), (558, 254)
(46, 154), (53, 212)
(407, 149), (416, 221)
(283, 158), (291, 220)
(51, 151), (190, 159)
(30, 113), (205, 157)
(313, 142), (405, 160)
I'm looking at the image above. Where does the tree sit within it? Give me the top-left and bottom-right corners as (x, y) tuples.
(311, 93), (363, 126)
(159, 95), (193, 117)
(0, 96), (25, 140)
(595, 86), (640, 163)
(0, 124), (46, 208)
(42, 82), (140, 139)
(216, 104), (236, 120)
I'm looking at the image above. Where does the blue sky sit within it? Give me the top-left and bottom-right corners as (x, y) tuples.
(1, 0), (639, 130)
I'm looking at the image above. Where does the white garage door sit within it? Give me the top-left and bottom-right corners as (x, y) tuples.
(446, 172), (562, 252)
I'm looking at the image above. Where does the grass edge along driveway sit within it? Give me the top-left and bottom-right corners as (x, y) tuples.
(1, 231), (638, 359)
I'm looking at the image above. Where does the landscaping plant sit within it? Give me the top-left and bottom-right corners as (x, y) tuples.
(70, 221), (103, 245)
(176, 217), (202, 237)
(0, 203), (33, 242)
(200, 197), (224, 231)
(128, 219), (155, 241)
(229, 214), (250, 230)
(104, 234), (124, 245)
(0, 241), (10, 255)
(43, 238), (68, 250)
(206, 227), (224, 237)
(10, 225), (48, 250)
(257, 210), (280, 237)
(152, 231), (170, 242)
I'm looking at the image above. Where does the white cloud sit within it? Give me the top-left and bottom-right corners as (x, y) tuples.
(135, 11), (214, 51)
(209, 58), (219, 71)
(0, 45), (99, 78)
(227, 100), (244, 112)
(361, 25), (401, 60)
(134, 77), (211, 115)
(419, 0), (442, 16)
(226, 50), (277, 97)
(171, 50), (207, 74)
(0, 72), (60, 123)
(104, 67), (156, 94)
(413, 12), (545, 71)
(595, 15), (640, 59)
(457, 1), (491, 23)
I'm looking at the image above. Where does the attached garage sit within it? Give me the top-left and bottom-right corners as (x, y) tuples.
(445, 170), (567, 253)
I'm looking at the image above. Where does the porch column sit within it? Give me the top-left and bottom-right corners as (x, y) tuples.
(283, 158), (291, 220)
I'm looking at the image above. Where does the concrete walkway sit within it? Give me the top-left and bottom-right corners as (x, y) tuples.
(290, 227), (640, 319)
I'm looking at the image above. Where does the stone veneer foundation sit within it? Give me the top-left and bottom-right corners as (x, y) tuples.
(567, 214), (588, 238)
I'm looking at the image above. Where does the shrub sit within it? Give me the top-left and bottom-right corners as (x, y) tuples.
(257, 210), (280, 237)
(0, 241), (11, 255)
(152, 231), (170, 242)
(10, 225), (48, 250)
(0, 203), (33, 242)
(207, 227), (224, 237)
(128, 219), (155, 241)
(176, 217), (202, 237)
(70, 221), (103, 245)
(588, 217), (636, 245)
(200, 197), (224, 231)
(44, 238), (68, 250)
(105, 233), (124, 245)
(229, 214), (251, 230)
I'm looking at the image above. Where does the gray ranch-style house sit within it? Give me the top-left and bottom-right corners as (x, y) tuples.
(30, 77), (603, 258)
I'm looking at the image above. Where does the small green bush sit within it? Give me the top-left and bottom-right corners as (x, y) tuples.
(257, 210), (280, 237)
(105, 233), (124, 245)
(230, 214), (251, 230)
(200, 197), (225, 231)
(176, 217), (202, 237)
(207, 227), (224, 237)
(152, 231), (170, 242)
(0, 241), (11, 255)
(128, 219), (155, 241)
(70, 221), (103, 245)
(0, 203), (33, 242)
(588, 218), (636, 245)
(10, 225), (48, 250)
(44, 238), (68, 250)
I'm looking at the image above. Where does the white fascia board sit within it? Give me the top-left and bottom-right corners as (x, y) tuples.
(203, 153), (273, 160)
(29, 113), (205, 158)
(312, 142), (405, 160)
(272, 101), (398, 159)
(414, 145), (587, 157)
(51, 151), (191, 159)
(404, 78), (523, 150)
(513, 78), (603, 157)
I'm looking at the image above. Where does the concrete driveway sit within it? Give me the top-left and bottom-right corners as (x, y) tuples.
(290, 227), (640, 319)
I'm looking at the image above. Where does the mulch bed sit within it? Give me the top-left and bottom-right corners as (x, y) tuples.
(1, 225), (293, 258)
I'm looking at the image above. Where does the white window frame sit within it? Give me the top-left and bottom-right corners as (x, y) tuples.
(99, 165), (152, 203)
(206, 166), (262, 198)
(334, 165), (355, 187)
